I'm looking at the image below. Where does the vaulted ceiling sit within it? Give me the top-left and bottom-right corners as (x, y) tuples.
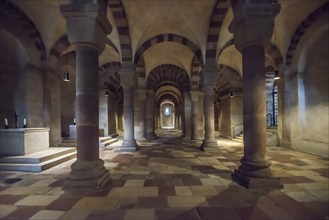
(6, 0), (329, 102)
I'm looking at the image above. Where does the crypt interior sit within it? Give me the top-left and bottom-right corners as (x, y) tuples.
(0, 0), (328, 219)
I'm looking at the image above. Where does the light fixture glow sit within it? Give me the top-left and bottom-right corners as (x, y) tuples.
(64, 71), (70, 82)
(63, 48), (70, 82)
(274, 70), (280, 80)
(105, 90), (109, 96)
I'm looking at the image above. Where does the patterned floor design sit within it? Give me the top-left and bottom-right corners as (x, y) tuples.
(0, 138), (328, 220)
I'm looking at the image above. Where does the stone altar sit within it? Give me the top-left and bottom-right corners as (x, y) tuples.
(0, 128), (50, 156)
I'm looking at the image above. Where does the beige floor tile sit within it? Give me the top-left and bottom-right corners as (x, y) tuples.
(198, 157), (221, 165)
(287, 170), (322, 176)
(29, 210), (65, 220)
(190, 186), (218, 196)
(124, 208), (155, 220)
(281, 184), (305, 192)
(1, 186), (52, 196)
(222, 162), (237, 166)
(297, 182), (329, 190)
(15, 195), (60, 206)
(0, 186), (30, 195)
(213, 165), (231, 170)
(285, 191), (320, 202)
(175, 186), (193, 196)
(46, 187), (65, 195)
(124, 179), (145, 187)
(0, 204), (17, 219)
(200, 177), (226, 186)
(129, 170), (150, 175)
(257, 198), (294, 220)
(108, 187), (158, 197)
(71, 197), (118, 210)
(29, 179), (58, 187)
(306, 175), (329, 182)
(306, 190), (329, 201)
(59, 210), (90, 220)
(168, 196), (209, 207)
(117, 197), (137, 208)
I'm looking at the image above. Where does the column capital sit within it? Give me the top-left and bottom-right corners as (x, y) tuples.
(229, 0), (280, 51)
(203, 85), (215, 97)
(60, 2), (112, 52)
(190, 90), (200, 102)
(137, 89), (147, 100)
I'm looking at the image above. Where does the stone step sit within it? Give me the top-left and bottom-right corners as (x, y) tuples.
(62, 139), (76, 143)
(99, 137), (119, 149)
(0, 147), (76, 164)
(58, 142), (76, 147)
(0, 149), (76, 172)
(232, 138), (243, 143)
(235, 135), (243, 140)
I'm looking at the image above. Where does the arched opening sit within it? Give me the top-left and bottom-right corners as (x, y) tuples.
(160, 102), (175, 129)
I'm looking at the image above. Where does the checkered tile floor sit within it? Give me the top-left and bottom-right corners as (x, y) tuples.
(1, 138), (328, 219)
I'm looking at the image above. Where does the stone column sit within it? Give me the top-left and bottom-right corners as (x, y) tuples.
(117, 102), (124, 136)
(107, 91), (117, 136)
(136, 89), (146, 140)
(190, 90), (201, 140)
(183, 91), (192, 140)
(201, 64), (218, 150)
(156, 106), (161, 129)
(229, 0), (281, 188)
(119, 63), (137, 151)
(60, 1), (111, 188)
(174, 106), (179, 129)
(99, 88), (108, 137)
(146, 90), (156, 139)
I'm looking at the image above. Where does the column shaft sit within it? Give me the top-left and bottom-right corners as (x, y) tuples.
(76, 47), (99, 161)
(183, 91), (192, 140)
(122, 86), (137, 150)
(242, 45), (267, 159)
(146, 90), (155, 139)
(107, 93), (117, 136)
(201, 85), (217, 149)
(191, 91), (200, 140)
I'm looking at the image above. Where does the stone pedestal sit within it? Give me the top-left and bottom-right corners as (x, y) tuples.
(229, 0), (282, 189)
(61, 1), (111, 188)
(0, 128), (50, 156)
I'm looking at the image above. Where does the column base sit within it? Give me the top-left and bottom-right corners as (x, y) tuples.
(146, 133), (156, 140)
(65, 159), (110, 188)
(231, 169), (283, 190)
(231, 156), (283, 189)
(200, 139), (218, 150)
(121, 139), (138, 151)
(183, 136), (191, 141)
